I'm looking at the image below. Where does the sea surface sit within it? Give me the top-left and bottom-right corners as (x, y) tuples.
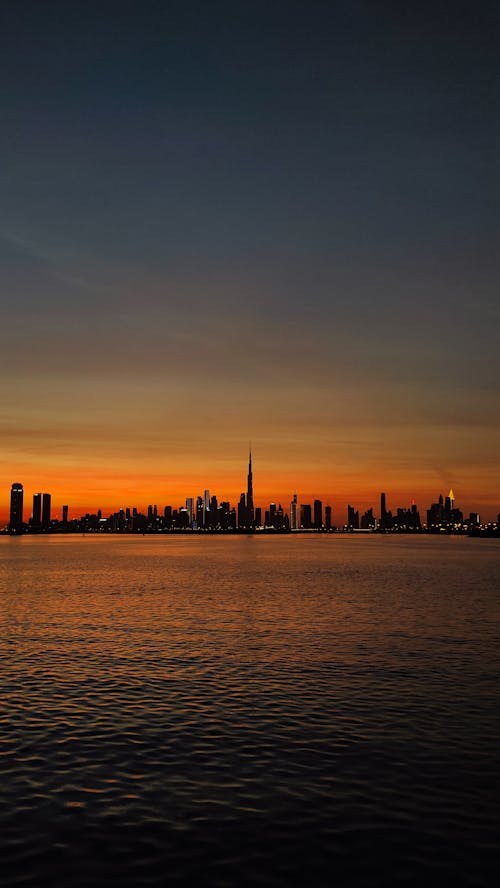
(1, 534), (499, 887)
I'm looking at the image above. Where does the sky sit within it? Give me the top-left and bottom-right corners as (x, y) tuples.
(1, 0), (499, 523)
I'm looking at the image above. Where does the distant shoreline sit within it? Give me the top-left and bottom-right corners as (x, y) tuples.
(1, 527), (499, 539)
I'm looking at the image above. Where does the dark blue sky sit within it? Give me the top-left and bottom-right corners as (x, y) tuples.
(1, 0), (499, 516)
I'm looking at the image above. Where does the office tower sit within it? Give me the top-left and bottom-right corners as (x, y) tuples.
(62, 505), (69, 524)
(380, 492), (387, 530)
(9, 483), (24, 532)
(347, 504), (359, 529)
(237, 493), (246, 528)
(361, 507), (375, 529)
(300, 503), (312, 529)
(178, 508), (190, 528)
(32, 492), (42, 526)
(42, 493), (51, 528)
(290, 493), (298, 530)
(269, 503), (276, 527)
(186, 498), (194, 524)
(219, 501), (230, 529)
(203, 489), (210, 526)
(410, 500), (421, 529)
(313, 499), (323, 530)
(255, 507), (262, 527)
(325, 505), (332, 530)
(195, 496), (203, 525)
(246, 448), (254, 527)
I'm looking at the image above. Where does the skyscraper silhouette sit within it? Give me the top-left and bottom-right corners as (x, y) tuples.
(380, 492), (387, 530)
(42, 493), (51, 528)
(9, 483), (24, 533)
(246, 447), (254, 527)
(32, 493), (42, 527)
(313, 499), (323, 530)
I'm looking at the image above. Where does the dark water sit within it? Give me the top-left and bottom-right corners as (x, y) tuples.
(1, 534), (499, 887)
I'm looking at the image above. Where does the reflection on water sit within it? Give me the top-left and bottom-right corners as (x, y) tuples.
(1, 535), (499, 886)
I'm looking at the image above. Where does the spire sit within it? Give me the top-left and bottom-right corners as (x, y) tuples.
(246, 444), (254, 526)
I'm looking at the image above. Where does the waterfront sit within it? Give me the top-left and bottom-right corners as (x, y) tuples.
(1, 535), (499, 886)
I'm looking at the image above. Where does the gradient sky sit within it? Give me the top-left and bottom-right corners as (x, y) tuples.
(1, 0), (499, 522)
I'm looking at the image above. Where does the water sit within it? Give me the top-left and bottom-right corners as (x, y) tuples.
(1, 534), (499, 886)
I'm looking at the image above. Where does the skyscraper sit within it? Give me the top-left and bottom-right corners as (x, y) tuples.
(380, 492), (387, 530)
(290, 493), (298, 530)
(203, 489), (210, 526)
(32, 492), (42, 526)
(42, 493), (51, 528)
(237, 493), (246, 528)
(9, 483), (24, 532)
(347, 504), (359, 529)
(313, 499), (323, 530)
(246, 447), (254, 527)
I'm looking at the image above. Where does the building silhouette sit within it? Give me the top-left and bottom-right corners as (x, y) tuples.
(347, 504), (359, 529)
(238, 493), (246, 528)
(290, 493), (298, 530)
(246, 448), (254, 527)
(380, 492), (387, 530)
(325, 505), (332, 530)
(32, 493), (42, 527)
(313, 499), (323, 530)
(42, 493), (51, 528)
(300, 503), (312, 529)
(9, 483), (24, 532)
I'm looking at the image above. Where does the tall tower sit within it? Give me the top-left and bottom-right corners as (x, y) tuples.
(9, 483), (24, 533)
(246, 447), (254, 527)
(290, 493), (298, 530)
(203, 489), (210, 526)
(42, 493), (51, 528)
(313, 499), (323, 530)
(380, 492), (387, 530)
(32, 493), (42, 526)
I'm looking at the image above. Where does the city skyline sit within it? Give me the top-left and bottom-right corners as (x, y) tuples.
(3, 449), (497, 532)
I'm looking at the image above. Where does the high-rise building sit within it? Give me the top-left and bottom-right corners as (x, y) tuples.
(32, 493), (42, 526)
(300, 503), (312, 529)
(361, 507), (375, 529)
(9, 483), (24, 532)
(42, 493), (51, 528)
(313, 499), (323, 529)
(380, 492), (387, 530)
(237, 493), (246, 528)
(347, 505), (359, 529)
(186, 497), (194, 524)
(246, 448), (254, 527)
(290, 493), (298, 530)
(62, 505), (69, 525)
(325, 505), (332, 530)
(203, 489), (210, 526)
